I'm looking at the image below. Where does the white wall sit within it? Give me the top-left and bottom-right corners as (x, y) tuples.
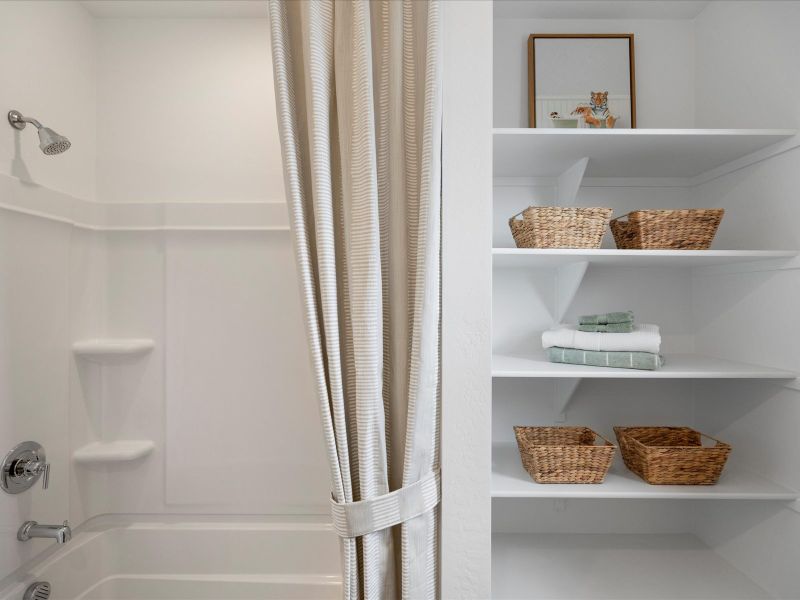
(0, 1), (96, 200)
(95, 18), (285, 203)
(694, 1), (800, 128)
(441, 1), (494, 598)
(0, 0), (96, 580)
(494, 18), (695, 128)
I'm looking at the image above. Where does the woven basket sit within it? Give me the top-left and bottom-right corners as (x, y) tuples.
(509, 206), (612, 249)
(614, 426), (731, 485)
(610, 209), (724, 250)
(514, 426), (615, 484)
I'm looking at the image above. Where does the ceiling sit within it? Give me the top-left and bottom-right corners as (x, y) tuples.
(80, 1), (269, 19)
(493, 1), (711, 20)
(80, 0), (711, 22)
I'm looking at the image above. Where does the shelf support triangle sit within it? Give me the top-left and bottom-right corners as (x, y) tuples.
(554, 261), (588, 322)
(554, 378), (582, 422)
(556, 157), (589, 206)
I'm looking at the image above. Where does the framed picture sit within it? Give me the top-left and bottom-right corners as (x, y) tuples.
(528, 34), (636, 129)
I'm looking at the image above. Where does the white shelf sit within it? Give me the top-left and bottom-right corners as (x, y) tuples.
(72, 338), (155, 362)
(492, 352), (797, 379)
(492, 248), (798, 269)
(493, 128), (797, 178)
(73, 440), (155, 464)
(492, 533), (771, 599)
(492, 444), (798, 500)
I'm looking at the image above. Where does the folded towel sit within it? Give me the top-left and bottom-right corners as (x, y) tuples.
(578, 322), (634, 333)
(542, 323), (661, 354)
(579, 311), (634, 325)
(547, 347), (664, 371)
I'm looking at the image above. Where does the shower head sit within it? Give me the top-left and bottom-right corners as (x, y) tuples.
(37, 127), (71, 155)
(7, 109), (71, 155)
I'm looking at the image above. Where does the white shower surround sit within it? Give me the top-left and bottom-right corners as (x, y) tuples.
(0, 2), (330, 584)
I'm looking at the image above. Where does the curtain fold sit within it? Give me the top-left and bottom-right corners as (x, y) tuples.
(268, 1), (442, 598)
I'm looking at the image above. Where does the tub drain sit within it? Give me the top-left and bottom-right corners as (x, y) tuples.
(23, 582), (50, 600)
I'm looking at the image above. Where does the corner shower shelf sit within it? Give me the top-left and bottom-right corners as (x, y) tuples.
(492, 533), (771, 599)
(492, 444), (798, 500)
(73, 440), (155, 464)
(493, 128), (797, 179)
(492, 352), (798, 379)
(72, 338), (155, 362)
(492, 248), (799, 269)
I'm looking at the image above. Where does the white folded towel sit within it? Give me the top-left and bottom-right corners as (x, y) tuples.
(542, 323), (662, 354)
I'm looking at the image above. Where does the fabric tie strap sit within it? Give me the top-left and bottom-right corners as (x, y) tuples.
(330, 470), (441, 539)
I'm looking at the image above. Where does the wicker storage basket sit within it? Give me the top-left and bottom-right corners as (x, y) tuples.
(509, 206), (612, 249)
(514, 426), (615, 484)
(610, 209), (724, 250)
(614, 426), (731, 485)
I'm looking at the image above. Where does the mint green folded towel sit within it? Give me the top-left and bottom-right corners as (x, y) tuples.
(578, 310), (634, 326)
(577, 322), (635, 333)
(547, 347), (663, 371)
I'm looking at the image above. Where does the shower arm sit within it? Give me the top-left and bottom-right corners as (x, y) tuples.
(8, 110), (42, 130)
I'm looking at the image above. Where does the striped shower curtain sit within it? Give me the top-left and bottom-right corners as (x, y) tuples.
(268, 1), (442, 598)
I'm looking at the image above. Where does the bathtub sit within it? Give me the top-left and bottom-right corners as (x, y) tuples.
(0, 515), (342, 600)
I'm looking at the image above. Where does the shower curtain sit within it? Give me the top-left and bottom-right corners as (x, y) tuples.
(268, 1), (441, 599)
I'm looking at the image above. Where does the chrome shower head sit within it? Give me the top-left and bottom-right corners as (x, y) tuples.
(37, 127), (71, 155)
(7, 110), (71, 155)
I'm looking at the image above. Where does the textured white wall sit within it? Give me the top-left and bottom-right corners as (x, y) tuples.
(95, 18), (285, 203)
(441, 1), (494, 598)
(494, 17), (695, 128)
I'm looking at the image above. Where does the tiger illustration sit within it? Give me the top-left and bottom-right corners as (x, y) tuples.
(571, 91), (618, 128)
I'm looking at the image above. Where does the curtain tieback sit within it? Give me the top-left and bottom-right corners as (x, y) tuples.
(329, 469), (440, 538)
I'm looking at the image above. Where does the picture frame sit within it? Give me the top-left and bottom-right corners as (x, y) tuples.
(528, 33), (637, 129)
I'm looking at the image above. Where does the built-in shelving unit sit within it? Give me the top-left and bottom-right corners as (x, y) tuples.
(492, 444), (798, 500)
(492, 352), (798, 379)
(493, 128), (797, 178)
(72, 338), (155, 362)
(73, 440), (155, 465)
(487, 4), (800, 598)
(72, 339), (156, 466)
(490, 126), (799, 599)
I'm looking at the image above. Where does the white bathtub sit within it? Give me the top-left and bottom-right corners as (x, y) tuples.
(0, 516), (342, 600)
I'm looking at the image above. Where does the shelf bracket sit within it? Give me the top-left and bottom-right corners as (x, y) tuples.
(553, 378), (582, 422)
(556, 157), (589, 206)
(554, 261), (588, 322)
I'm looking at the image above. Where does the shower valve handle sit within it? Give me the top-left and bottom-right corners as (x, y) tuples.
(1, 442), (50, 494)
(17, 459), (50, 490)
(28, 462), (50, 490)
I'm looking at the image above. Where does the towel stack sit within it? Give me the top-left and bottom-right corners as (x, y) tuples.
(542, 311), (664, 371)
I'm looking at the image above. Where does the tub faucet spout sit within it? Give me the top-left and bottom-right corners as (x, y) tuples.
(18, 520), (71, 544)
